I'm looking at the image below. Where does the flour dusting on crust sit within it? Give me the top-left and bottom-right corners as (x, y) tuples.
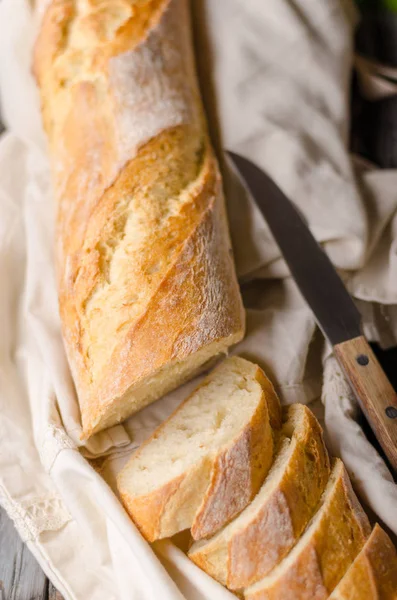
(34, 0), (245, 438)
(110, 0), (200, 168)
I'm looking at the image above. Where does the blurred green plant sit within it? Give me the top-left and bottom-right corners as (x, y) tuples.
(356, 0), (397, 11)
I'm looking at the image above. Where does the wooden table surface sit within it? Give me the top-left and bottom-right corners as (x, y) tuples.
(0, 510), (62, 600)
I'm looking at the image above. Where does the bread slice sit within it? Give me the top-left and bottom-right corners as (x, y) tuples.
(117, 357), (281, 542)
(330, 524), (397, 600)
(245, 459), (371, 600)
(188, 404), (330, 589)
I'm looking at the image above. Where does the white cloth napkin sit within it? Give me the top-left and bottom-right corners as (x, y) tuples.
(0, 0), (397, 598)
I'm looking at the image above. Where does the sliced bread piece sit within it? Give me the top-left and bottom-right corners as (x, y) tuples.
(245, 459), (371, 600)
(188, 403), (330, 589)
(330, 524), (397, 600)
(117, 356), (281, 542)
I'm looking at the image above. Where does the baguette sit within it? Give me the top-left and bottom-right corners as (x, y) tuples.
(330, 524), (397, 600)
(34, 0), (245, 438)
(188, 404), (330, 590)
(245, 459), (371, 600)
(117, 357), (281, 542)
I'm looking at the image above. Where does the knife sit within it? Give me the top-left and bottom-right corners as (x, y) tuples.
(228, 151), (397, 473)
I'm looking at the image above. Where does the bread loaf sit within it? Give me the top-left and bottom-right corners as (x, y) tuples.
(188, 404), (330, 590)
(244, 459), (371, 600)
(330, 524), (397, 600)
(116, 357), (281, 542)
(33, 0), (245, 438)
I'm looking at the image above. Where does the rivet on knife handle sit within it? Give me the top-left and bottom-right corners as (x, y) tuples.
(334, 335), (397, 472)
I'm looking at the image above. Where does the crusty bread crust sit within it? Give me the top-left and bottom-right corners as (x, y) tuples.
(189, 404), (331, 588)
(34, 0), (244, 437)
(330, 524), (397, 600)
(245, 459), (371, 600)
(120, 457), (214, 543)
(254, 368), (283, 431)
(190, 361), (282, 541)
(117, 357), (281, 542)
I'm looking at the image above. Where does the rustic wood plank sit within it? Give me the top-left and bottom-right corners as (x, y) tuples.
(0, 506), (48, 600)
(48, 583), (63, 600)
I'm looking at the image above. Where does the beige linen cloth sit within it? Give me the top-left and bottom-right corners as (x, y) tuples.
(0, 0), (397, 598)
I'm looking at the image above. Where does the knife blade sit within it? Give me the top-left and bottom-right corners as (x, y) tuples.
(228, 151), (397, 473)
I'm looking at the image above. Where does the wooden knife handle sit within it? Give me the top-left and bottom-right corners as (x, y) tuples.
(334, 336), (397, 473)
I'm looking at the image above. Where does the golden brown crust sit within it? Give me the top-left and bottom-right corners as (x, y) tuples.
(188, 404), (330, 588)
(228, 406), (330, 588)
(255, 368), (283, 431)
(34, 0), (245, 437)
(191, 364), (281, 541)
(120, 459), (213, 542)
(330, 524), (397, 600)
(119, 474), (183, 542)
(191, 398), (270, 540)
(245, 460), (371, 600)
